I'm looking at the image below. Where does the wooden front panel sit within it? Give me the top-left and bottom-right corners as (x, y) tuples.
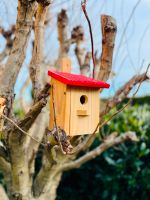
(69, 88), (100, 136)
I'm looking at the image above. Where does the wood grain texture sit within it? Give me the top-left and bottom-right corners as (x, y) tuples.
(60, 57), (72, 73)
(69, 87), (100, 136)
(50, 78), (67, 131)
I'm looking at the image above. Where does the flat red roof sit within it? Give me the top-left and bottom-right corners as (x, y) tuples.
(48, 71), (110, 88)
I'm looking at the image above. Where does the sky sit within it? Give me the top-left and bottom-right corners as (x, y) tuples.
(0, 0), (150, 100)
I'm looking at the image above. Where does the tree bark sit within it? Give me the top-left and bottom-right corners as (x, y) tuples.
(96, 15), (117, 81)
(0, 0), (36, 97)
(29, 3), (48, 99)
(39, 172), (62, 200)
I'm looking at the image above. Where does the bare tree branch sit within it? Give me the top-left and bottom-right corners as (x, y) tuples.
(27, 111), (48, 182)
(0, 185), (9, 200)
(19, 76), (31, 113)
(96, 15), (117, 81)
(3, 2), (50, 199)
(58, 132), (138, 172)
(0, 157), (11, 175)
(71, 26), (91, 76)
(0, 157), (11, 197)
(29, 3), (49, 100)
(0, 25), (15, 63)
(72, 26), (85, 69)
(0, 47), (10, 63)
(38, 172), (62, 200)
(82, 52), (91, 76)
(0, 1), (36, 97)
(0, 144), (9, 162)
(33, 154), (65, 198)
(57, 9), (70, 59)
(81, 1), (95, 77)
(18, 98), (47, 131)
(17, 83), (50, 131)
(100, 72), (150, 117)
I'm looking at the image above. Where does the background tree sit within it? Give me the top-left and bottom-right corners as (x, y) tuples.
(0, 0), (149, 200)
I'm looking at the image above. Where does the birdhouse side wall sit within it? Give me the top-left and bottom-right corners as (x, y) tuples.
(49, 79), (70, 134)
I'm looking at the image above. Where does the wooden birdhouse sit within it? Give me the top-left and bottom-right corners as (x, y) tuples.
(48, 60), (110, 136)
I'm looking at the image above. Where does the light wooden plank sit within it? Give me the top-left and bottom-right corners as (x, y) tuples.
(49, 78), (67, 131)
(70, 87), (92, 136)
(64, 87), (71, 135)
(60, 57), (72, 73)
(91, 89), (100, 133)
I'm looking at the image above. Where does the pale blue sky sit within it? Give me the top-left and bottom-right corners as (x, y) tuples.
(0, 0), (149, 100)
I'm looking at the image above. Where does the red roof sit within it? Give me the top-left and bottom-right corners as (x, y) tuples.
(48, 71), (110, 88)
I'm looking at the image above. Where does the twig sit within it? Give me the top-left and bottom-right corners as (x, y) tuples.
(100, 71), (149, 117)
(81, 0), (95, 78)
(0, 113), (46, 146)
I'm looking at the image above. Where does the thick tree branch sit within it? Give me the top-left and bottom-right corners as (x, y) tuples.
(82, 52), (91, 76)
(96, 15), (117, 81)
(0, 1), (36, 97)
(0, 157), (11, 197)
(57, 9), (70, 59)
(19, 76), (31, 113)
(0, 185), (9, 200)
(0, 157), (11, 176)
(58, 132), (138, 172)
(39, 172), (62, 200)
(33, 155), (64, 198)
(0, 145), (9, 162)
(4, 2), (50, 199)
(18, 98), (47, 131)
(72, 26), (84, 67)
(0, 25), (15, 63)
(9, 135), (32, 200)
(30, 3), (49, 100)
(27, 111), (48, 181)
(33, 157), (53, 197)
(71, 26), (91, 76)
(100, 72), (150, 117)
(33, 146), (70, 198)
(0, 48), (10, 63)
(18, 83), (50, 131)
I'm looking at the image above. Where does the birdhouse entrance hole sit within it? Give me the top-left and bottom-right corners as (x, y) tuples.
(80, 95), (88, 105)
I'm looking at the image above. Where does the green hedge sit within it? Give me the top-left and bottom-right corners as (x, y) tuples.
(57, 103), (150, 200)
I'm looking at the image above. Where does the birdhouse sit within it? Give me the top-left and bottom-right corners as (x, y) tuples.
(48, 61), (110, 136)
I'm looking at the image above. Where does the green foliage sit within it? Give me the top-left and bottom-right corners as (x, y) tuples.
(57, 103), (150, 200)
(103, 104), (150, 139)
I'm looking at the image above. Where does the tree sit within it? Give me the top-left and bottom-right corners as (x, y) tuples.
(0, 0), (149, 200)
